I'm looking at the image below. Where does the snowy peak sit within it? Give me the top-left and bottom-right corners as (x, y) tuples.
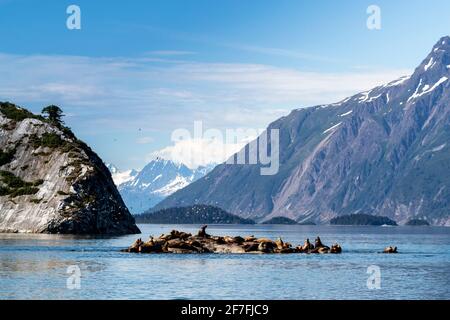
(416, 36), (450, 76)
(399, 37), (450, 107)
(106, 164), (138, 186)
(342, 37), (450, 111)
(113, 158), (215, 214)
(431, 36), (450, 54)
(142, 157), (192, 180)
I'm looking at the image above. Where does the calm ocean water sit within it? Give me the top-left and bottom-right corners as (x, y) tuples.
(0, 224), (449, 300)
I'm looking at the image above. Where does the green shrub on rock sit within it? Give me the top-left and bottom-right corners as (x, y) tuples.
(0, 170), (43, 198)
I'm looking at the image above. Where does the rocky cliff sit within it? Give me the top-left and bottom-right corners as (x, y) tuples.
(0, 103), (140, 234)
(155, 36), (450, 226)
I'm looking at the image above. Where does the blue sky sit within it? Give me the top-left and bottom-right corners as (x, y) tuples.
(1, 0), (449, 169)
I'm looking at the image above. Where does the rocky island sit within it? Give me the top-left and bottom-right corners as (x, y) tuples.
(405, 219), (430, 226)
(0, 102), (140, 234)
(136, 205), (255, 224)
(330, 214), (397, 226)
(122, 225), (343, 254)
(262, 216), (298, 225)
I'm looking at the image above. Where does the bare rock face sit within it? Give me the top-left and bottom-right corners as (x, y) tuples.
(0, 103), (140, 234)
(155, 36), (450, 226)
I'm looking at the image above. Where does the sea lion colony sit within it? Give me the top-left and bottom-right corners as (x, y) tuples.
(122, 225), (344, 254)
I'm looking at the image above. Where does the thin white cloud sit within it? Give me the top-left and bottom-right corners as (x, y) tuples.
(0, 52), (410, 114)
(136, 136), (154, 145)
(146, 50), (196, 56)
(149, 137), (250, 169)
(134, 25), (337, 63)
(224, 43), (339, 63)
(0, 51), (411, 168)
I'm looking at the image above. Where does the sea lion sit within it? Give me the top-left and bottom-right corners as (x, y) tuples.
(178, 231), (192, 240)
(213, 236), (226, 244)
(314, 236), (325, 248)
(317, 247), (330, 254)
(244, 235), (256, 242)
(300, 238), (314, 252)
(167, 239), (200, 253)
(258, 241), (276, 253)
(124, 238), (143, 253)
(140, 240), (163, 253)
(232, 236), (245, 244)
(188, 240), (202, 247)
(162, 241), (169, 253)
(223, 236), (235, 243)
(383, 246), (398, 253)
(160, 233), (174, 241)
(275, 237), (284, 250)
(330, 243), (342, 253)
(197, 225), (209, 238)
(243, 242), (259, 252)
(279, 247), (295, 254)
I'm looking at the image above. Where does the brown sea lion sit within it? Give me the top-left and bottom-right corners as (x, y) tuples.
(178, 231), (192, 240)
(213, 236), (226, 244)
(279, 247), (295, 254)
(167, 239), (200, 253)
(223, 236), (235, 243)
(317, 247), (330, 254)
(258, 241), (276, 253)
(124, 238), (143, 253)
(243, 242), (259, 252)
(300, 238), (314, 252)
(140, 240), (163, 253)
(314, 236), (325, 248)
(330, 243), (342, 253)
(197, 225), (209, 238)
(232, 236), (245, 244)
(275, 237), (284, 250)
(383, 246), (398, 253)
(188, 240), (202, 247)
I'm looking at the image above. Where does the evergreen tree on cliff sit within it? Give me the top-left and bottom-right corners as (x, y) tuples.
(42, 105), (64, 126)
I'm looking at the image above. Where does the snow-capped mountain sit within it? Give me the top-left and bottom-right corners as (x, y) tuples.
(107, 158), (215, 214)
(155, 36), (450, 226)
(106, 163), (139, 186)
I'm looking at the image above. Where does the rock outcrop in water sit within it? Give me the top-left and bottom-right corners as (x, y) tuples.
(262, 216), (298, 225)
(0, 102), (140, 234)
(136, 204), (255, 224)
(330, 214), (397, 226)
(122, 225), (342, 254)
